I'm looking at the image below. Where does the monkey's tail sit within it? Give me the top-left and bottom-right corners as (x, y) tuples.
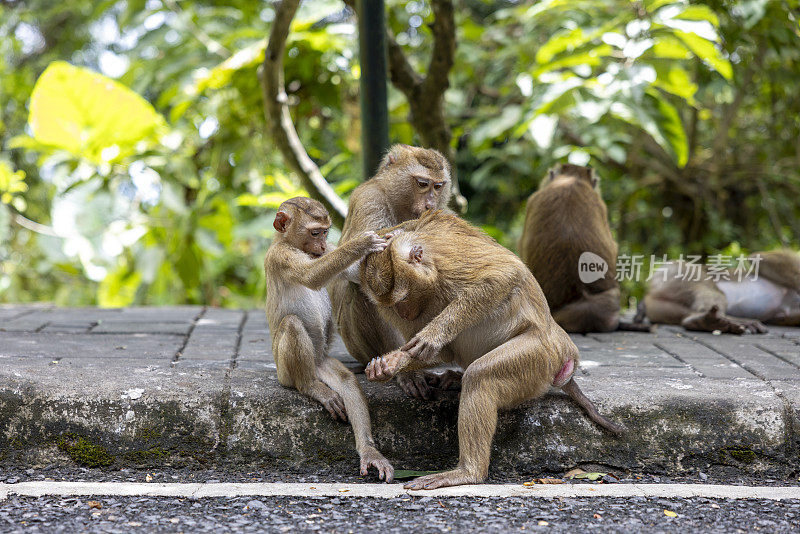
(561, 378), (625, 435)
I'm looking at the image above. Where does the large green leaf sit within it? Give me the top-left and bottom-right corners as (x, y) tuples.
(674, 30), (733, 79)
(98, 265), (142, 308)
(646, 90), (688, 167)
(28, 61), (166, 164)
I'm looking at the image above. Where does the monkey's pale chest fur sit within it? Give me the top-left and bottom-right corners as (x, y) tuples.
(266, 280), (332, 347)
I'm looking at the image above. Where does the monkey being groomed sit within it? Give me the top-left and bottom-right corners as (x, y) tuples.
(519, 163), (651, 333)
(641, 249), (800, 333)
(264, 197), (394, 481)
(359, 210), (623, 490)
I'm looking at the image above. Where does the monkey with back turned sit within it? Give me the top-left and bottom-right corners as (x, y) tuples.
(519, 163), (650, 333)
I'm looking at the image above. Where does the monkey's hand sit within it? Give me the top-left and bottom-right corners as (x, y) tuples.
(355, 231), (390, 255)
(359, 446), (394, 483)
(365, 350), (411, 382)
(401, 334), (440, 363)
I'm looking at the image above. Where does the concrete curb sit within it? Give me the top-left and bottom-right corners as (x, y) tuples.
(1, 306), (799, 477)
(2, 482), (800, 501)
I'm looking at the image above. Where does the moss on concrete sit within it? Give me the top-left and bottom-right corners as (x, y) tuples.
(123, 447), (167, 464)
(57, 435), (114, 468)
(723, 447), (757, 464)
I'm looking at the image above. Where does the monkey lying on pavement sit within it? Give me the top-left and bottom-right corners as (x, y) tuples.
(360, 210), (623, 490)
(641, 249), (800, 333)
(265, 197), (394, 482)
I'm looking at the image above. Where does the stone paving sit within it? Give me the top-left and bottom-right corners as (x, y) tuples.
(0, 305), (798, 476)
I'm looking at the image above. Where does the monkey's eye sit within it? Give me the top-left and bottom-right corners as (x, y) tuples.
(417, 179), (428, 188)
(433, 183), (443, 191)
(310, 230), (321, 237)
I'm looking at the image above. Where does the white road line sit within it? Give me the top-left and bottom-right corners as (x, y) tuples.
(1, 482), (799, 501)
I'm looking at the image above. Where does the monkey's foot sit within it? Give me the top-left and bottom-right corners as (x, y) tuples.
(404, 468), (479, 490)
(425, 369), (463, 391)
(318, 390), (348, 422)
(365, 350), (410, 382)
(684, 306), (767, 335)
(397, 370), (435, 400)
(359, 446), (394, 483)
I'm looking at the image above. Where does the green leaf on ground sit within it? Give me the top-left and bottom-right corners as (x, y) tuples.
(569, 472), (607, 481)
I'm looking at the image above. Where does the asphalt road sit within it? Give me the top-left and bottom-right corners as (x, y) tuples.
(2, 494), (799, 533)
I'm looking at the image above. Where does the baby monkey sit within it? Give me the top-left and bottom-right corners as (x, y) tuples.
(264, 197), (393, 481)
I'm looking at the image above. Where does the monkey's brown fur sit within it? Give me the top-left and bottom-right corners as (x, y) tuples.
(519, 164), (645, 333)
(329, 145), (453, 399)
(644, 250), (800, 333)
(360, 210), (623, 490)
(265, 197), (393, 481)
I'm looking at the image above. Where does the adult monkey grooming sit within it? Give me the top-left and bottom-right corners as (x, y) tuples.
(329, 144), (453, 399)
(265, 197), (394, 481)
(519, 164), (649, 333)
(641, 250), (800, 333)
(361, 210), (623, 490)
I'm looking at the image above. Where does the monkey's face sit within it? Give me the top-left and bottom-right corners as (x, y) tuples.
(410, 173), (449, 218)
(274, 208), (330, 258)
(297, 222), (330, 258)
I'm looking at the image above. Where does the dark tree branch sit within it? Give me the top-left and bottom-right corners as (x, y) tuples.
(386, 31), (423, 95)
(347, 0), (465, 211)
(423, 0), (455, 96)
(262, 0), (347, 228)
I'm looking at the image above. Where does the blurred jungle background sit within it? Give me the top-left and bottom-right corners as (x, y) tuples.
(1, 0), (798, 308)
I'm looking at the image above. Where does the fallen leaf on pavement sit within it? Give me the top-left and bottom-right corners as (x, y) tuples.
(87, 501), (102, 509)
(664, 510), (678, 518)
(538, 521), (549, 526)
(565, 468), (586, 478)
(570, 472), (607, 481)
(523, 478), (565, 485)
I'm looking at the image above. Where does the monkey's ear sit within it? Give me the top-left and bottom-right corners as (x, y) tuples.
(273, 211), (291, 233)
(589, 168), (598, 188)
(409, 245), (424, 264)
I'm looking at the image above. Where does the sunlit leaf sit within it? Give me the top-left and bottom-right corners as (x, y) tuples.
(674, 5), (719, 26)
(28, 61), (167, 164)
(674, 30), (732, 79)
(98, 265), (142, 307)
(652, 64), (698, 103)
(646, 89), (688, 167)
(649, 35), (691, 59)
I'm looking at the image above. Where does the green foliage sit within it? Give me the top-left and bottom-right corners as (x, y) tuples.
(19, 61), (166, 163)
(0, 0), (798, 308)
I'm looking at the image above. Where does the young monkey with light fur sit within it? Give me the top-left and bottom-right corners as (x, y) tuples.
(361, 210), (623, 490)
(264, 197), (394, 481)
